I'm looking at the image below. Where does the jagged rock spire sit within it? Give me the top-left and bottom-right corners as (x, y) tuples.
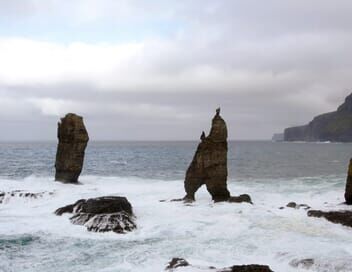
(183, 109), (230, 202)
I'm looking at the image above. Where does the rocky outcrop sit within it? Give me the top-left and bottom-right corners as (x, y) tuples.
(228, 194), (253, 204)
(307, 210), (352, 228)
(165, 258), (274, 271)
(345, 159), (352, 204)
(55, 196), (136, 234)
(284, 93), (352, 142)
(183, 108), (231, 202)
(285, 202), (311, 210)
(0, 190), (53, 204)
(55, 113), (89, 183)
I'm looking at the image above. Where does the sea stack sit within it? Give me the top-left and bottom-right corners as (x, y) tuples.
(344, 159), (352, 204)
(184, 108), (230, 202)
(55, 113), (89, 183)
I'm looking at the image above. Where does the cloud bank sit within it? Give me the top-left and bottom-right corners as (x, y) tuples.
(0, 0), (352, 140)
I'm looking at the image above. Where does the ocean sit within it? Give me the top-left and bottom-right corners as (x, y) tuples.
(0, 141), (352, 272)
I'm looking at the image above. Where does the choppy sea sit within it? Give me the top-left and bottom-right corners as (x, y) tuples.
(0, 141), (352, 272)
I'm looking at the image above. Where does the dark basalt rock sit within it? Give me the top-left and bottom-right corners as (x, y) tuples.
(55, 113), (89, 183)
(183, 108), (231, 202)
(166, 258), (190, 269)
(285, 202), (311, 210)
(284, 93), (352, 142)
(228, 194), (253, 204)
(307, 210), (352, 227)
(55, 196), (136, 234)
(165, 258), (274, 271)
(0, 190), (53, 204)
(345, 159), (352, 204)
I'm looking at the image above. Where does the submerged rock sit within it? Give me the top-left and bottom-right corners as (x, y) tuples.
(165, 258), (274, 271)
(55, 113), (89, 183)
(0, 190), (53, 204)
(307, 210), (352, 227)
(289, 258), (314, 269)
(344, 159), (352, 204)
(55, 196), (136, 234)
(183, 108), (231, 202)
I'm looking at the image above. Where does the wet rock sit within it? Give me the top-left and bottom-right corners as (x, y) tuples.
(165, 258), (274, 271)
(219, 265), (274, 272)
(55, 196), (136, 234)
(183, 108), (231, 202)
(286, 202), (310, 210)
(166, 258), (190, 269)
(307, 210), (352, 227)
(228, 194), (253, 204)
(0, 190), (53, 204)
(344, 158), (352, 204)
(289, 258), (314, 269)
(55, 113), (89, 183)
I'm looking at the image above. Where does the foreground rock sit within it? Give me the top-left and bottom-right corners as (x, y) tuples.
(345, 159), (352, 204)
(284, 93), (352, 142)
(183, 108), (231, 202)
(55, 113), (89, 183)
(55, 196), (136, 233)
(307, 210), (352, 228)
(0, 190), (53, 204)
(165, 258), (274, 271)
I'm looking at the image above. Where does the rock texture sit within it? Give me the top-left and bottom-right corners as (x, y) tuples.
(345, 159), (352, 204)
(165, 258), (274, 272)
(284, 93), (352, 142)
(183, 108), (231, 202)
(55, 196), (136, 234)
(55, 113), (89, 183)
(0, 190), (53, 204)
(228, 194), (253, 204)
(307, 210), (352, 228)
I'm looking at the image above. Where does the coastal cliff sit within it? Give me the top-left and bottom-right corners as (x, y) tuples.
(284, 93), (352, 142)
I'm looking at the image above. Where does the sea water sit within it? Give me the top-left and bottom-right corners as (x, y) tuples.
(0, 141), (352, 272)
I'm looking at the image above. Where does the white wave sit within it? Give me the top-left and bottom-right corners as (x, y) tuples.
(0, 175), (351, 272)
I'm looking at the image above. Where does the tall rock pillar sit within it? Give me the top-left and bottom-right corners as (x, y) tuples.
(345, 159), (352, 204)
(55, 113), (89, 183)
(184, 108), (230, 202)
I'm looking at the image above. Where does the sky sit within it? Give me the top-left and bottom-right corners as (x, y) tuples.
(0, 0), (352, 141)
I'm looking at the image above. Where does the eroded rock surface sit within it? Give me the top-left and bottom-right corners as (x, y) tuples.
(55, 113), (89, 183)
(55, 196), (136, 234)
(345, 159), (352, 204)
(165, 258), (274, 271)
(184, 108), (231, 202)
(307, 210), (352, 227)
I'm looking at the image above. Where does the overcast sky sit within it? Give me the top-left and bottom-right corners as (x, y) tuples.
(0, 0), (352, 141)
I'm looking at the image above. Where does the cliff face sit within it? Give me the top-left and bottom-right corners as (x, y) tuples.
(284, 93), (352, 142)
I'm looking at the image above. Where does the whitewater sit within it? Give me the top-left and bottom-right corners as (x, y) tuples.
(0, 141), (352, 272)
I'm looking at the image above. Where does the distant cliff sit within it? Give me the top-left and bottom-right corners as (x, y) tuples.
(284, 93), (352, 142)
